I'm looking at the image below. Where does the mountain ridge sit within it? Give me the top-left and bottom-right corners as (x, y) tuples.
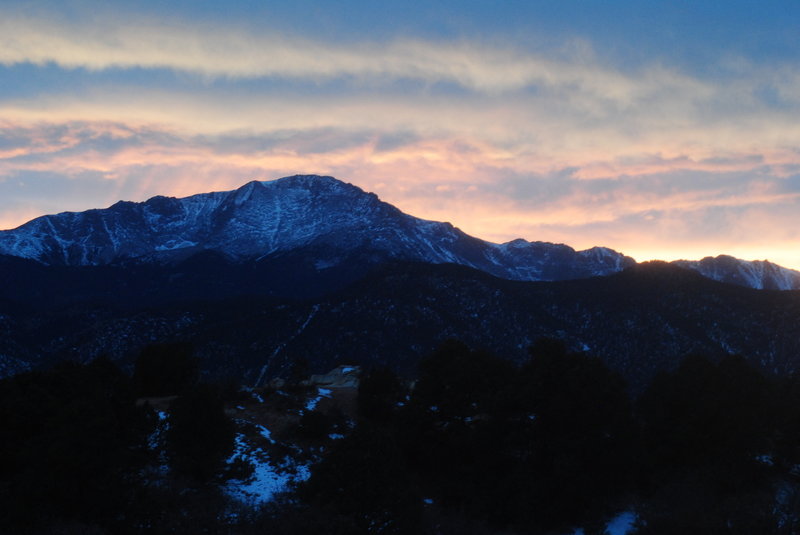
(0, 174), (797, 289)
(674, 255), (800, 290)
(0, 175), (635, 283)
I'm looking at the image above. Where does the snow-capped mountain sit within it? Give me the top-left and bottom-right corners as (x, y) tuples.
(1, 174), (797, 289)
(0, 175), (634, 282)
(673, 255), (800, 291)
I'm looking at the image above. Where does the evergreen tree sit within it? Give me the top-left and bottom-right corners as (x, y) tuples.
(299, 424), (423, 534)
(357, 366), (404, 423)
(400, 338), (636, 532)
(0, 358), (153, 533)
(133, 342), (198, 397)
(512, 338), (636, 531)
(636, 354), (779, 533)
(166, 383), (235, 483)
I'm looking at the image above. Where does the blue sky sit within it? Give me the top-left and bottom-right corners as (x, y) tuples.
(1, 0), (800, 267)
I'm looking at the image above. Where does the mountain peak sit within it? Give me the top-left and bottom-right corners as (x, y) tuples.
(226, 179), (267, 207)
(1, 175), (794, 290)
(270, 174), (359, 192)
(225, 175), (368, 206)
(0, 175), (633, 283)
(277, 174), (338, 185)
(672, 254), (800, 290)
(237, 179), (267, 192)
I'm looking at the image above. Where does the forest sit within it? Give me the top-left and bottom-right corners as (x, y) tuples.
(2, 339), (800, 534)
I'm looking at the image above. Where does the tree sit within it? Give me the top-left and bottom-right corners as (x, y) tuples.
(0, 358), (152, 532)
(636, 354), (779, 533)
(166, 383), (235, 482)
(299, 424), (422, 534)
(133, 342), (198, 397)
(639, 354), (774, 489)
(401, 339), (636, 532)
(509, 338), (636, 531)
(357, 366), (404, 423)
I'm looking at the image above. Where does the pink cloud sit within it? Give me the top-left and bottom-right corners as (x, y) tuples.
(1, 118), (800, 268)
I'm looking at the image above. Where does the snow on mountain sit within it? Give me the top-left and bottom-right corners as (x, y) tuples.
(673, 255), (800, 291)
(1, 174), (796, 289)
(0, 175), (634, 282)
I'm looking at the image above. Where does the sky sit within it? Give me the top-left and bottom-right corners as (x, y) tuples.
(1, 1), (800, 267)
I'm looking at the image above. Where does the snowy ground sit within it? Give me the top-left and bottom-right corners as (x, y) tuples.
(569, 511), (636, 535)
(304, 387), (332, 412)
(606, 511), (636, 535)
(224, 386), (344, 504)
(225, 431), (310, 504)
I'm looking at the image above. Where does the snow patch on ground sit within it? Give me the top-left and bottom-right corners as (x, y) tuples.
(225, 432), (310, 505)
(154, 239), (198, 251)
(606, 511), (636, 535)
(567, 510), (636, 535)
(305, 387), (332, 412)
(256, 424), (275, 444)
(147, 411), (170, 474)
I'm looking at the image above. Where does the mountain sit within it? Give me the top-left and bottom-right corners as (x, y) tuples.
(0, 175), (633, 282)
(1, 170), (799, 387)
(1, 174), (796, 290)
(674, 255), (800, 291)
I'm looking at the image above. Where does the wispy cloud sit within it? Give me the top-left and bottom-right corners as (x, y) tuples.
(0, 83), (786, 134)
(1, 116), (799, 268)
(0, 9), (713, 101)
(2, 120), (796, 231)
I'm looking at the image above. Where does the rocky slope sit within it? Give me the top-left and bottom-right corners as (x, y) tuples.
(0, 175), (633, 282)
(674, 255), (800, 290)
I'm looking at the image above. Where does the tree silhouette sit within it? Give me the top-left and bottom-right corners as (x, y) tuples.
(357, 366), (404, 423)
(133, 342), (198, 397)
(0, 358), (152, 532)
(637, 353), (779, 533)
(166, 383), (235, 483)
(299, 424), (422, 534)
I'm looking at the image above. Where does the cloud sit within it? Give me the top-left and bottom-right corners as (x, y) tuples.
(0, 9), (714, 102)
(0, 120), (796, 216)
(1, 118), (799, 269)
(1, 8), (800, 268)
(3, 84), (798, 168)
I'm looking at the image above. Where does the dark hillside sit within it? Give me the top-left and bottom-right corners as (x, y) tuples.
(2, 259), (800, 392)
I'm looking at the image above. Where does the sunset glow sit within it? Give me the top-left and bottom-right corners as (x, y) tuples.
(1, 1), (799, 268)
